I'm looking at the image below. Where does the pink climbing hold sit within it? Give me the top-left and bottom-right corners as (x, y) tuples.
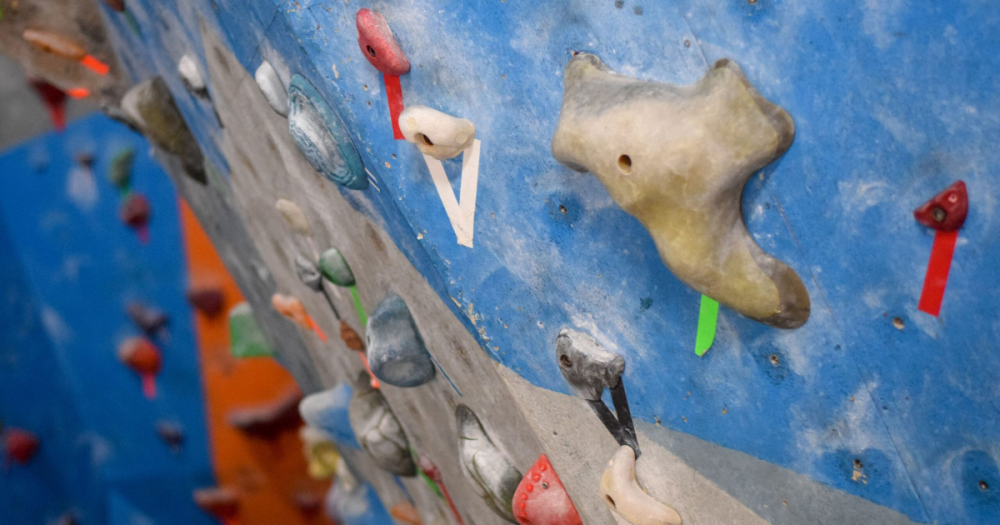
(356, 9), (410, 76)
(913, 180), (968, 232)
(512, 454), (582, 525)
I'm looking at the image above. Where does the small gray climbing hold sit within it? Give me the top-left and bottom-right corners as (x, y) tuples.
(555, 328), (625, 401)
(456, 405), (522, 523)
(255, 60), (288, 117)
(366, 294), (435, 388)
(295, 255), (323, 292)
(348, 372), (416, 476)
(178, 54), (208, 98)
(288, 74), (368, 190)
(318, 247), (355, 287)
(299, 383), (360, 449)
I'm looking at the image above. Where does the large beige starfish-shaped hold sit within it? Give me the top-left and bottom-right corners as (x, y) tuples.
(551, 53), (809, 329)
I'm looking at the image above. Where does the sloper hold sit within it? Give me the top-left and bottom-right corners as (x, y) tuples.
(456, 405), (522, 523)
(914, 180), (968, 231)
(121, 77), (207, 183)
(228, 302), (274, 358)
(319, 247), (356, 287)
(599, 445), (681, 525)
(513, 454), (582, 525)
(555, 329), (624, 401)
(551, 53), (809, 329)
(348, 372), (417, 476)
(288, 74), (368, 190)
(299, 384), (361, 449)
(255, 61), (289, 117)
(275, 198), (311, 235)
(366, 294), (435, 387)
(356, 9), (410, 76)
(399, 105), (476, 160)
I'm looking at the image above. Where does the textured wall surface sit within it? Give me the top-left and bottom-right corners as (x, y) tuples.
(91, 1), (1000, 524)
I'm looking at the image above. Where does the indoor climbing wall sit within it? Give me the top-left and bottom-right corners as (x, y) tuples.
(18, 0), (997, 524)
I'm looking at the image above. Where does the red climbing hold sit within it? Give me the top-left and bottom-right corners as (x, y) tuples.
(4, 428), (40, 465)
(356, 9), (410, 76)
(914, 180), (968, 232)
(28, 79), (68, 132)
(102, 0), (125, 12)
(187, 286), (225, 317)
(118, 336), (162, 398)
(193, 487), (240, 520)
(512, 454), (582, 525)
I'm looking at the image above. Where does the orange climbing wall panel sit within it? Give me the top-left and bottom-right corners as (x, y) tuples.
(179, 199), (332, 525)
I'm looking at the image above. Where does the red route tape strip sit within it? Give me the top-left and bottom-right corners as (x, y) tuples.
(384, 74), (404, 140)
(918, 230), (958, 317)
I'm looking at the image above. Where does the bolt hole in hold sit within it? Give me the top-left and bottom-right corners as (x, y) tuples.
(932, 207), (947, 223)
(853, 459), (863, 470)
(605, 495), (616, 508)
(559, 204), (567, 214)
(769, 354), (780, 366)
(892, 317), (905, 330)
(367, 45), (376, 57)
(418, 133), (434, 146)
(617, 154), (632, 174)
(559, 354), (573, 368)
(980, 480), (989, 491)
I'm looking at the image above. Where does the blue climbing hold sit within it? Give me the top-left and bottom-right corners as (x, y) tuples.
(288, 74), (368, 190)
(366, 294), (435, 388)
(298, 383), (360, 449)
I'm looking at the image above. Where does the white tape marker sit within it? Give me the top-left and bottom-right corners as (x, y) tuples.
(423, 139), (480, 248)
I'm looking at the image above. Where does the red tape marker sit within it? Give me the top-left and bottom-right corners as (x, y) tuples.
(142, 373), (157, 399)
(384, 74), (404, 140)
(918, 230), (958, 317)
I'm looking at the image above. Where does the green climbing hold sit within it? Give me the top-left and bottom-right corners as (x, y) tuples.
(319, 248), (356, 287)
(229, 302), (274, 358)
(108, 148), (135, 191)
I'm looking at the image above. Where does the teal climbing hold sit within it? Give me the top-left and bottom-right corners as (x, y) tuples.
(288, 75), (367, 190)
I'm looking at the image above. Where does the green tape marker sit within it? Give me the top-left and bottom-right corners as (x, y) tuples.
(695, 295), (719, 356)
(350, 285), (367, 326)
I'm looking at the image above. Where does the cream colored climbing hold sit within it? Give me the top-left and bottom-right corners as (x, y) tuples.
(399, 105), (475, 160)
(178, 54), (207, 98)
(275, 198), (310, 235)
(599, 445), (681, 525)
(551, 53), (809, 329)
(255, 60), (288, 117)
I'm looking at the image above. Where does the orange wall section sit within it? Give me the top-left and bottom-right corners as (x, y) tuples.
(179, 198), (333, 525)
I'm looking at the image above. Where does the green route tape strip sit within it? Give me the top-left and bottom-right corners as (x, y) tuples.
(695, 295), (719, 356)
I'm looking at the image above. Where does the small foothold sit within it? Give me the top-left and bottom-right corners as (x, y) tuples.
(28, 78), (68, 131)
(295, 490), (325, 515)
(155, 420), (185, 451)
(193, 487), (240, 519)
(390, 502), (423, 525)
(275, 198), (311, 235)
(456, 405), (522, 523)
(914, 181), (968, 232)
(102, 0), (125, 12)
(228, 388), (303, 439)
(319, 247), (356, 287)
(300, 426), (340, 479)
(599, 445), (682, 525)
(178, 54), (209, 99)
(120, 194), (151, 230)
(288, 74), (368, 190)
(551, 53), (808, 329)
(513, 454), (582, 525)
(349, 372), (417, 476)
(299, 384), (360, 448)
(355, 9), (410, 76)
(126, 302), (168, 334)
(108, 148), (135, 190)
(555, 329), (624, 401)
(366, 294), (435, 388)
(121, 77), (206, 183)
(228, 302), (274, 358)
(4, 428), (40, 465)
(187, 286), (225, 317)
(399, 105), (476, 160)
(295, 255), (324, 291)
(22, 29), (86, 61)
(271, 293), (312, 330)
(118, 337), (162, 375)
(340, 321), (365, 351)
(255, 60), (288, 117)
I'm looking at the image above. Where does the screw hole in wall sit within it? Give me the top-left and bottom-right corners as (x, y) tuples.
(617, 154), (632, 174)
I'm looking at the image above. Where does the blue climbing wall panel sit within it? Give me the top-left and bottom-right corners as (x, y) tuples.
(0, 114), (216, 525)
(99, 1), (1000, 523)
